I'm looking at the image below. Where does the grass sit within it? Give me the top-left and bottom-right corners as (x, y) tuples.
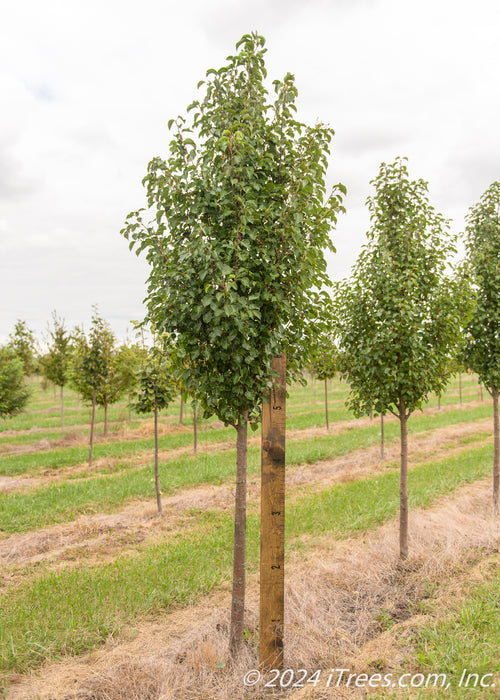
(398, 557), (500, 698)
(0, 403), (494, 534)
(0, 441), (496, 680)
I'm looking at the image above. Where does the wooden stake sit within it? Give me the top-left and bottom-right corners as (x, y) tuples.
(260, 354), (286, 670)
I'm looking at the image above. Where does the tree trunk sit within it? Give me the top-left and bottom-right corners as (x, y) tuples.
(193, 401), (198, 454)
(459, 372), (462, 407)
(370, 407), (373, 423)
(229, 411), (248, 656)
(399, 397), (409, 559)
(104, 403), (108, 436)
(493, 386), (499, 516)
(60, 385), (64, 430)
(89, 387), (96, 468)
(179, 393), (184, 425)
(154, 401), (162, 514)
(324, 378), (329, 431)
(380, 413), (385, 461)
(438, 394), (441, 410)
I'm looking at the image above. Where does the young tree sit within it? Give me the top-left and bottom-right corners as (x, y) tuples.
(461, 181), (500, 514)
(40, 312), (72, 428)
(336, 158), (467, 559)
(8, 320), (38, 376)
(122, 32), (344, 653)
(0, 347), (30, 419)
(309, 332), (338, 431)
(133, 341), (176, 513)
(69, 310), (123, 464)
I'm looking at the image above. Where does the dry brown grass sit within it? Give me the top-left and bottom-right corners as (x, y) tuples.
(6, 477), (499, 700)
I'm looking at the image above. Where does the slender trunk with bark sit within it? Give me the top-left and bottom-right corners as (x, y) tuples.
(179, 393), (184, 425)
(104, 403), (108, 436)
(399, 397), (409, 559)
(370, 407), (373, 423)
(492, 386), (499, 516)
(324, 378), (329, 431)
(193, 401), (198, 454)
(89, 387), (96, 468)
(229, 411), (248, 656)
(154, 401), (162, 514)
(438, 394), (441, 410)
(380, 413), (385, 461)
(60, 385), (64, 430)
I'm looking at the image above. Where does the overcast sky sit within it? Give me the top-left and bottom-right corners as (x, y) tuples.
(1, 0), (499, 345)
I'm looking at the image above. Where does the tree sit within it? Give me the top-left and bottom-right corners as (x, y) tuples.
(336, 158), (468, 559)
(122, 32), (344, 653)
(8, 320), (38, 376)
(69, 309), (124, 465)
(461, 181), (500, 514)
(132, 340), (177, 513)
(40, 312), (72, 428)
(309, 329), (338, 431)
(0, 347), (30, 419)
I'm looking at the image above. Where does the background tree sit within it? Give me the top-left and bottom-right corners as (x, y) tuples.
(40, 312), (72, 428)
(461, 181), (500, 514)
(69, 309), (118, 465)
(309, 328), (338, 431)
(122, 32), (344, 654)
(8, 320), (38, 376)
(336, 158), (468, 559)
(0, 346), (30, 419)
(132, 340), (177, 513)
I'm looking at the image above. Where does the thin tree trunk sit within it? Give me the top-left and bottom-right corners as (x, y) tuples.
(380, 413), (385, 460)
(229, 411), (248, 656)
(493, 386), (499, 516)
(370, 407), (373, 423)
(128, 394), (132, 422)
(399, 397), (409, 559)
(193, 401), (198, 454)
(459, 372), (462, 407)
(438, 394), (441, 410)
(104, 403), (108, 436)
(324, 378), (329, 431)
(60, 385), (64, 430)
(89, 387), (96, 468)
(179, 393), (184, 425)
(154, 401), (162, 514)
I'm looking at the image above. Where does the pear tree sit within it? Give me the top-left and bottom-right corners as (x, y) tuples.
(122, 32), (344, 653)
(461, 181), (500, 514)
(336, 158), (468, 558)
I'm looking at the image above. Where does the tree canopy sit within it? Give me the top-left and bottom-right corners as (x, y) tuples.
(122, 31), (345, 427)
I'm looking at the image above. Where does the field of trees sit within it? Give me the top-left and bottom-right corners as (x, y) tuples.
(1, 371), (499, 698)
(2, 31), (500, 700)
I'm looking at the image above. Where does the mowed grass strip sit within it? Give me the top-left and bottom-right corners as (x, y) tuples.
(0, 397), (494, 479)
(0, 442), (496, 679)
(0, 405), (495, 534)
(399, 558), (500, 698)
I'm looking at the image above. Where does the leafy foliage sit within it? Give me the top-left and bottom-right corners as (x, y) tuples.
(8, 320), (38, 376)
(132, 343), (176, 415)
(69, 309), (131, 410)
(461, 181), (500, 391)
(122, 32), (344, 426)
(40, 312), (72, 388)
(336, 158), (468, 418)
(0, 346), (30, 419)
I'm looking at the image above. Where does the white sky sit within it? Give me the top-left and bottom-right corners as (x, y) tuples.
(1, 0), (499, 344)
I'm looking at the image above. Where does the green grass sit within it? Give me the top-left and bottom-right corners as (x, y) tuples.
(397, 557), (500, 698)
(0, 441), (495, 680)
(0, 404), (494, 534)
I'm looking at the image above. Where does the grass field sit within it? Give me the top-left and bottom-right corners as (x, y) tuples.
(0, 373), (498, 699)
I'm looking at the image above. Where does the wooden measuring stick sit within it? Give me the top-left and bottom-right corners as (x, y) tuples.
(259, 354), (286, 670)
